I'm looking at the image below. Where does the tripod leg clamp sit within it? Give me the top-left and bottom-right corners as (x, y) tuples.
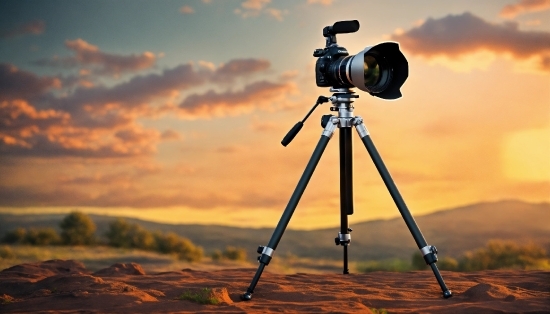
(257, 246), (274, 265)
(420, 245), (438, 265)
(335, 232), (351, 246)
(352, 116), (369, 138)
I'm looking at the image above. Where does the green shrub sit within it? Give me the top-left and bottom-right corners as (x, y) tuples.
(211, 249), (223, 261)
(178, 288), (219, 305)
(2, 228), (27, 244)
(437, 256), (459, 271)
(25, 228), (61, 245)
(59, 211), (96, 245)
(153, 232), (203, 262)
(357, 258), (412, 272)
(105, 218), (154, 250)
(458, 240), (548, 271)
(211, 246), (247, 262)
(0, 246), (15, 259)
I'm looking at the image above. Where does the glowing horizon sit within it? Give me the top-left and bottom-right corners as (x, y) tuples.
(1, 0), (549, 230)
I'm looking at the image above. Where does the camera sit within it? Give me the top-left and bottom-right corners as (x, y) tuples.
(314, 20), (408, 100)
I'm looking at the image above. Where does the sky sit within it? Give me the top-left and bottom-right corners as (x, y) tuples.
(0, 0), (549, 230)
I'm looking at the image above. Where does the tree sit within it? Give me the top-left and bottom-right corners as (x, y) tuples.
(59, 211), (96, 245)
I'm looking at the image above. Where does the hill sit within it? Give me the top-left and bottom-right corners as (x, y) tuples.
(1, 200), (549, 262)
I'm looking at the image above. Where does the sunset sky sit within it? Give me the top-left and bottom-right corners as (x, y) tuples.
(1, 0), (549, 230)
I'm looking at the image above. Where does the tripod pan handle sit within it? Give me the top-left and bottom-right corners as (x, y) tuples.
(281, 122), (303, 147)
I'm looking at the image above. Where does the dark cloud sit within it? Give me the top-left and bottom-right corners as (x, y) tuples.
(213, 58), (270, 82)
(64, 63), (205, 110)
(0, 64), (60, 101)
(391, 12), (550, 71)
(500, 0), (550, 18)
(33, 38), (156, 76)
(0, 20), (45, 39)
(179, 80), (296, 116)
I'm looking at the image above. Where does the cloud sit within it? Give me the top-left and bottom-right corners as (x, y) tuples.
(0, 100), (69, 148)
(241, 0), (270, 10)
(307, 0), (333, 5)
(0, 63), (61, 101)
(234, 0), (287, 21)
(500, 0), (550, 18)
(33, 38), (156, 76)
(0, 99), (160, 158)
(178, 80), (297, 117)
(160, 129), (181, 140)
(213, 58), (270, 81)
(0, 20), (45, 39)
(61, 58), (271, 119)
(264, 8), (287, 21)
(0, 56), (286, 158)
(391, 12), (550, 72)
(180, 5), (195, 14)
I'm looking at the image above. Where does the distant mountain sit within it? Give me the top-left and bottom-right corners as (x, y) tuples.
(1, 200), (549, 262)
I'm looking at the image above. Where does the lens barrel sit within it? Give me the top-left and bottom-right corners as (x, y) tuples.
(318, 42), (408, 100)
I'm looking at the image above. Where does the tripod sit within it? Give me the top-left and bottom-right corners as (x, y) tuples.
(241, 87), (452, 300)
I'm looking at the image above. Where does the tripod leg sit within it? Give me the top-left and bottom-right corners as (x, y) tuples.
(241, 118), (338, 301)
(353, 118), (452, 298)
(337, 126), (353, 274)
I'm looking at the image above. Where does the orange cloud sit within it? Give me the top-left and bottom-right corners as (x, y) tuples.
(500, 0), (550, 18)
(307, 0), (333, 5)
(391, 12), (550, 72)
(0, 20), (45, 39)
(234, 0), (286, 21)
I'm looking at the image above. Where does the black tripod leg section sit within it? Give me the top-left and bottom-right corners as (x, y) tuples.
(338, 126), (353, 274)
(353, 118), (452, 298)
(241, 119), (338, 301)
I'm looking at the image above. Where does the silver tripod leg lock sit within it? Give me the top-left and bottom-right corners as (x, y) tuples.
(352, 116), (370, 138)
(322, 116), (338, 138)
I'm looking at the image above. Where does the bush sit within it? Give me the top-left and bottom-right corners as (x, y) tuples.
(2, 228), (27, 244)
(357, 259), (412, 272)
(211, 249), (223, 262)
(59, 211), (96, 245)
(458, 240), (548, 271)
(25, 228), (61, 245)
(105, 218), (154, 250)
(211, 246), (247, 262)
(0, 246), (15, 259)
(153, 232), (203, 262)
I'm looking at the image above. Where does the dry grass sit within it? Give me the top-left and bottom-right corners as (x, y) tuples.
(0, 245), (254, 273)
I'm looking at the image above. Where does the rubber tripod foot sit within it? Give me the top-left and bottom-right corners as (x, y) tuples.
(443, 290), (453, 298)
(241, 293), (252, 301)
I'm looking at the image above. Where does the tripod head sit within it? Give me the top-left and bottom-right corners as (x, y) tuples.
(281, 88), (358, 147)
